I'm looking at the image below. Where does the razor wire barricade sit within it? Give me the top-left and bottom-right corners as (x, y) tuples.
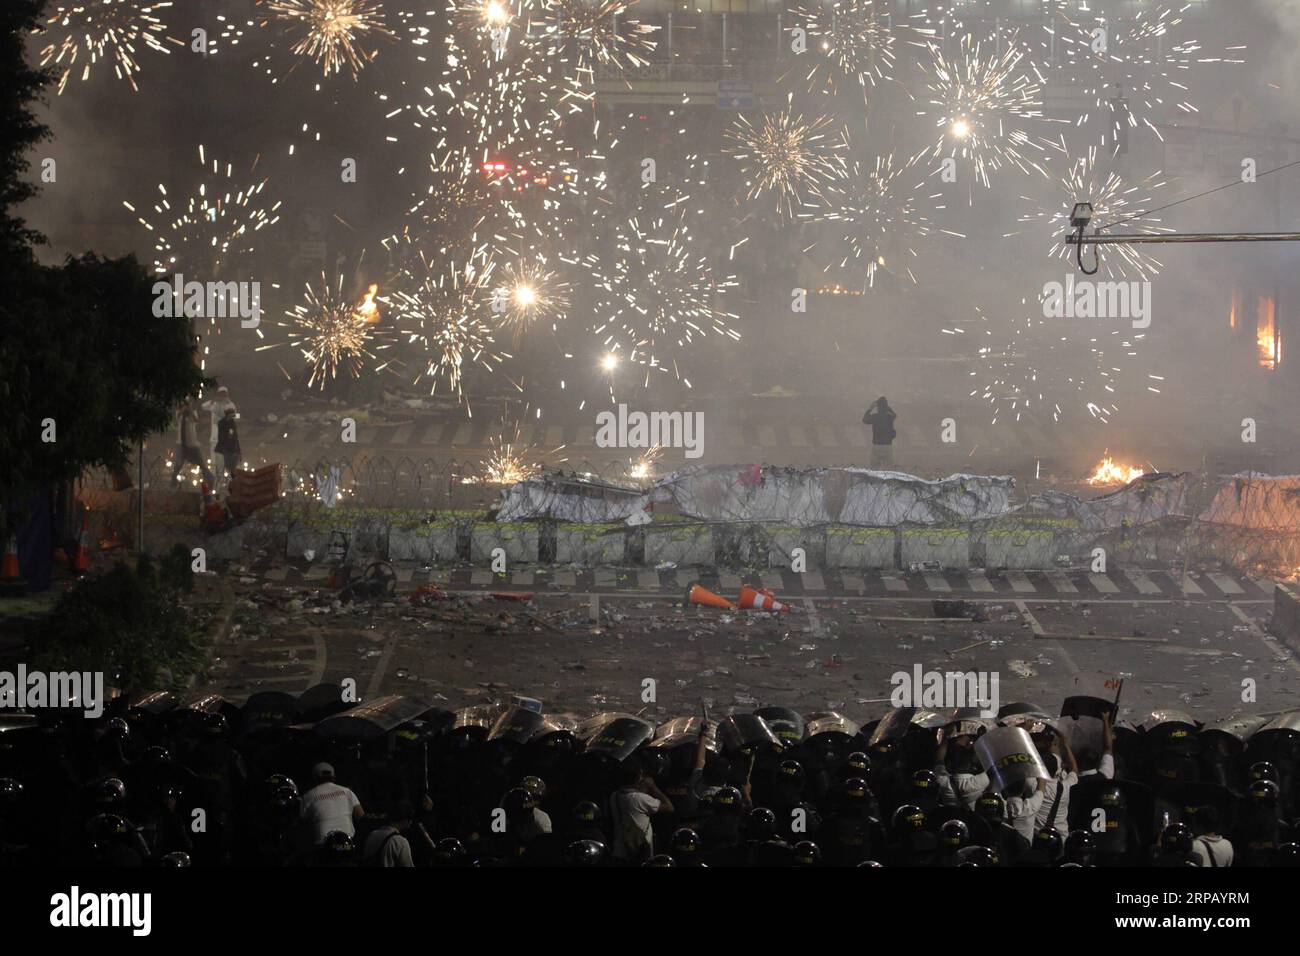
(76, 460), (1300, 576)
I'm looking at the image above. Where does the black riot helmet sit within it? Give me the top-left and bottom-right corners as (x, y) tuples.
(1249, 779), (1280, 805)
(433, 837), (467, 866)
(940, 818), (970, 849)
(975, 792), (1006, 823)
(519, 775), (547, 801)
(778, 759), (806, 788)
(748, 806), (777, 840)
(843, 777), (871, 803)
(160, 851), (191, 867)
(793, 840), (822, 866)
(1065, 830), (1096, 866)
(1159, 822), (1194, 855)
(565, 839), (606, 866)
(960, 846), (996, 867)
(643, 854), (676, 867)
(572, 800), (601, 826)
(890, 804), (927, 836)
(846, 751), (871, 775)
(502, 786), (536, 816)
(269, 785), (300, 820)
(910, 768), (938, 798)
(670, 827), (702, 856)
(1249, 761), (1277, 784)
(713, 785), (743, 812)
(321, 831), (355, 856)
(94, 777), (127, 806)
(266, 773), (298, 797)
(1034, 826), (1064, 860)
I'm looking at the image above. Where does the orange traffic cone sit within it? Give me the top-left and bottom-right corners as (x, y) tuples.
(2, 535), (20, 580)
(73, 514), (91, 572)
(686, 583), (736, 610)
(738, 584), (791, 613)
(200, 483), (226, 527)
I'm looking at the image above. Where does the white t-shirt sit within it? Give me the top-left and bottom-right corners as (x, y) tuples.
(609, 788), (659, 861)
(934, 763), (988, 810)
(1192, 835), (1233, 868)
(1036, 770), (1079, 832)
(362, 827), (414, 867)
(301, 781), (362, 845)
(1006, 788), (1045, 842)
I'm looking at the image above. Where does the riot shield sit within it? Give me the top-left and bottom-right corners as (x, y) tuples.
(973, 726), (1050, 792)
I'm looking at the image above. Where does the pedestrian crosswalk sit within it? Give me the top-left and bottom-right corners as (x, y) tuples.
(260, 561), (1278, 601)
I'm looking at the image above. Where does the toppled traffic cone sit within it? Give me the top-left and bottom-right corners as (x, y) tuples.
(200, 483), (229, 531)
(409, 585), (450, 605)
(73, 514), (91, 573)
(686, 583), (736, 610)
(738, 585), (791, 613)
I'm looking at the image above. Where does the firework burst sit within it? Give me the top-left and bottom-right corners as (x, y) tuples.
(537, 0), (659, 79)
(386, 251), (510, 407)
(1013, 150), (1173, 281)
(37, 0), (181, 94)
(943, 301), (1158, 426)
(122, 145), (282, 278)
(1047, 1), (1246, 155)
(920, 30), (1065, 189)
(467, 422), (567, 484)
(568, 199), (740, 386)
(790, 0), (897, 97)
(263, 0), (394, 78)
(725, 105), (845, 219)
(801, 149), (958, 288)
(265, 275), (398, 389)
(490, 260), (572, 334)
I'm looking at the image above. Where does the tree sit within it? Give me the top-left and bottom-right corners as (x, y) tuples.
(0, 0), (50, 260)
(3, 254), (208, 503)
(0, 1), (207, 511)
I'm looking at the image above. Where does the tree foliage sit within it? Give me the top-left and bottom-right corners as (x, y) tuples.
(0, 1), (207, 506)
(35, 547), (206, 692)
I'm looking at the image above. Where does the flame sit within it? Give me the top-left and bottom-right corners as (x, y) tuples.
(1087, 452), (1145, 486)
(355, 284), (379, 324)
(1257, 297), (1280, 369)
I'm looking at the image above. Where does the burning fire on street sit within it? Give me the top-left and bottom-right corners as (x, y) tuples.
(1086, 453), (1145, 486)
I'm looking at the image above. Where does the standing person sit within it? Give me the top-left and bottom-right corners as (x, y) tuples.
(300, 763), (365, 847)
(172, 400), (214, 487)
(361, 802), (415, 867)
(607, 759), (674, 865)
(863, 396), (897, 469)
(201, 386), (236, 464)
(1190, 807), (1233, 868)
(1036, 733), (1079, 835)
(214, 407), (241, 484)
